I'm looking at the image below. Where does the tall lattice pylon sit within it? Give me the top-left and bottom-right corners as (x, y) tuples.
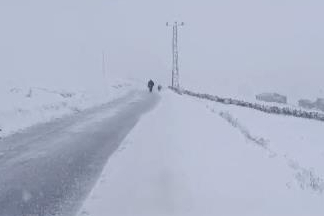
(167, 22), (184, 89)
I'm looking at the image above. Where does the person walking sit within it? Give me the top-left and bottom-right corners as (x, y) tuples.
(147, 80), (154, 92)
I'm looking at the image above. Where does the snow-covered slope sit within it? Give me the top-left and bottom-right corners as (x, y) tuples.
(0, 79), (137, 138)
(79, 89), (324, 216)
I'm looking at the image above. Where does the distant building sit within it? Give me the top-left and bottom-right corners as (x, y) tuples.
(298, 99), (315, 109)
(256, 93), (287, 104)
(315, 98), (324, 111)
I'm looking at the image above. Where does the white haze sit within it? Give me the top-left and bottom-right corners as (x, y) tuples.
(1, 0), (324, 101)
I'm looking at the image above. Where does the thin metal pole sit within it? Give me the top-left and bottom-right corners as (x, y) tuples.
(102, 51), (106, 78)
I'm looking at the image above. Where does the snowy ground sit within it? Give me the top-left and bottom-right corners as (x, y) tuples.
(0, 79), (138, 138)
(79, 89), (324, 216)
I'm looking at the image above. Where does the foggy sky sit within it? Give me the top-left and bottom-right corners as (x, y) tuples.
(0, 0), (323, 101)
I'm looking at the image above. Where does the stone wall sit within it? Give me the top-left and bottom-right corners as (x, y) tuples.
(170, 87), (324, 123)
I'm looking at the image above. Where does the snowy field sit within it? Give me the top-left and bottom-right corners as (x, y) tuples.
(0, 79), (137, 138)
(79, 89), (324, 216)
(1, 1), (324, 215)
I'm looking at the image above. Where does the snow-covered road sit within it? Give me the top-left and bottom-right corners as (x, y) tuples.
(79, 90), (324, 216)
(0, 90), (160, 216)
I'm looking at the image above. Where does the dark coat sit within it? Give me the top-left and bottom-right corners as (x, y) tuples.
(148, 80), (154, 88)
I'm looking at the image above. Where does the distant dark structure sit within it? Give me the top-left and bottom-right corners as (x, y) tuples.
(298, 99), (315, 109)
(298, 98), (324, 111)
(256, 93), (287, 104)
(158, 85), (162, 91)
(315, 98), (324, 111)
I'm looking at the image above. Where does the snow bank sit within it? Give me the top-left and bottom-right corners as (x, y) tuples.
(0, 79), (138, 138)
(78, 89), (324, 216)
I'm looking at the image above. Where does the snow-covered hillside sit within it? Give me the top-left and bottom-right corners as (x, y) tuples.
(79, 89), (324, 216)
(0, 79), (137, 138)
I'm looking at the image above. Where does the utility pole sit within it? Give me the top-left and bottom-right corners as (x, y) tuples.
(102, 50), (107, 80)
(102, 50), (109, 94)
(167, 21), (184, 89)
